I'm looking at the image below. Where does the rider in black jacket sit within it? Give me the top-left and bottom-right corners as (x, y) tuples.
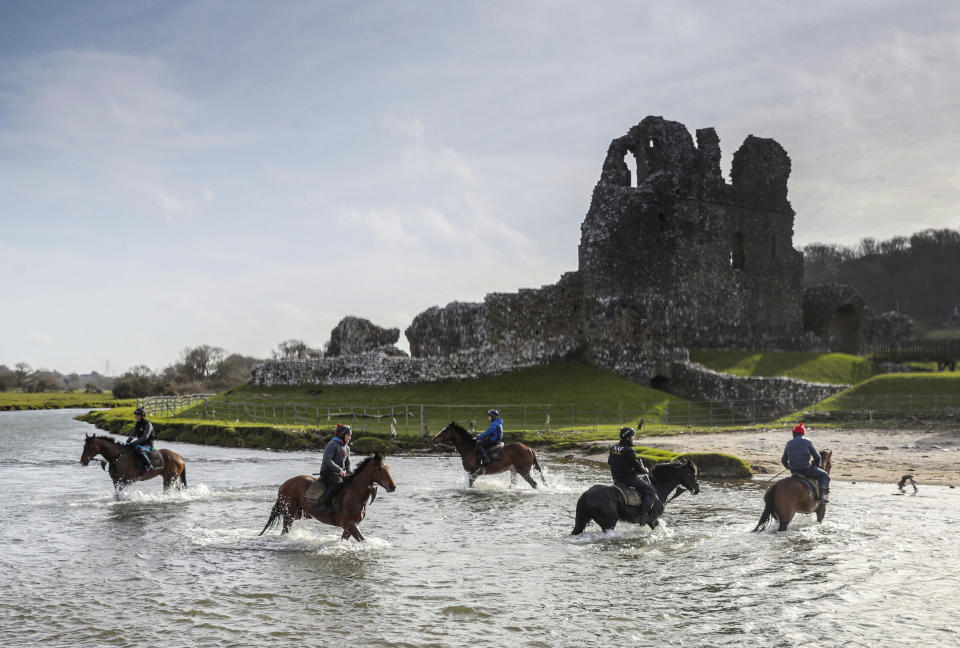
(126, 407), (155, 472)
(608, 427), (658, 514)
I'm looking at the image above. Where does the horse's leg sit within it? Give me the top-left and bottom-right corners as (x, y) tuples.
(518, 466), (538, 489)
(345, 522), (364, 542)
(509, 470), (518, 489)
(777, 508), (794, 532)
(816, 502), (827, 523)
(572, 496), (590, 535)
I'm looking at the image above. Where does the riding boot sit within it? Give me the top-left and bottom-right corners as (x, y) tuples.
(820, 487), (830, 504)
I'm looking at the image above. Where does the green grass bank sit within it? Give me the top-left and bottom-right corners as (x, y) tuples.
(75, 405), (753, 478)
(689, 350), (878, 384)
(0, 392), (134, 411)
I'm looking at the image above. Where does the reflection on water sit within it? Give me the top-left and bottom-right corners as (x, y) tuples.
(1, 409), (959, 647)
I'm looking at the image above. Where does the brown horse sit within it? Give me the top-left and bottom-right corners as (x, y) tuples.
(753, 449), (833, 532)
(80, 433), (187, 493)
(259, 453), (397, 541)
(432, 421), (544, 488)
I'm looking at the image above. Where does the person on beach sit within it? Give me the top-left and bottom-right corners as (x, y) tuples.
(317, 423), (352, 509)
(126, 407), (155, 473)
(474, 409), (503, 465)
(781, 421), (830, 502)
(608, 426), (659, 515)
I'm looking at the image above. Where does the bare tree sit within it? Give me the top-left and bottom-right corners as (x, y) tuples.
(180, 345), (225, 380)
(14, 362), (31, 388)
(272, 339), (321, 361)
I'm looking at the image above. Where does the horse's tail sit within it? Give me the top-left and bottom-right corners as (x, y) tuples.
(571, 492), (590, 535)
(753, 485), (776, 532)
(179, 464), (188, 489)
(259, 499), (284, 536)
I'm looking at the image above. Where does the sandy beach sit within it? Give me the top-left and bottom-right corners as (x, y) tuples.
(572, 425), (960, 487)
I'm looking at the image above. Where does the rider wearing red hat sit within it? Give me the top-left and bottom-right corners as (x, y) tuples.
(781, 421), (829, 502)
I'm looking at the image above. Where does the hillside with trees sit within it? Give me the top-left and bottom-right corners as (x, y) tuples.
(803, 228), (960, 324)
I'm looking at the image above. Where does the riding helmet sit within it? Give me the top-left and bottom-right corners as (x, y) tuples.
(619, 426), (636, 441)
(133, 407), (145, 417)
(487, 409), (499, 419)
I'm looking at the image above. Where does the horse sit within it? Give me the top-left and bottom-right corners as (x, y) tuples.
(432, 421), (544, 488)
(259, 452), (397, 541)
(571, 457), (701, 534)
(753, 449), (833, 532)
(80, 433), (187, 493)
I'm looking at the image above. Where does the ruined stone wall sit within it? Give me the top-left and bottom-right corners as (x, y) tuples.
(250, 341), (580, 388)
(326, 316), (400, 357)
(670, 361), (846, 419)
(254, 115), (826, 393)
(579, 116), (805, 355)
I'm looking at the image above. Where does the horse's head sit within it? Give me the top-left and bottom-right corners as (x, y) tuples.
(681, 457), (701, 494)
(668, 457), (701, 495)
(80, 434), (99, 465)
(820, 449), (832, 474)
(432, 421), (469, 445)
(369, 453), (397, 493)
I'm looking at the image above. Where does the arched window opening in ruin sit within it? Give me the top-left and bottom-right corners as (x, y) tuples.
(650, 375), (670, 391)
(731, 231), (746, 269)
(624, 151), (639, 188)
(828, 304), (863, 354)
(771, 235), (777, 259)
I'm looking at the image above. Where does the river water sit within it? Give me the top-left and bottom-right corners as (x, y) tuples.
(1, 409), (958, 647)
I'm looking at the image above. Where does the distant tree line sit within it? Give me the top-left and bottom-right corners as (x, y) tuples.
(0, 363), (110, 393)
(803, 228), (960, 324)
(3, 338), (324, 398)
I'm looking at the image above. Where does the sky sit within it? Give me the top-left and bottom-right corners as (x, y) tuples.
(2, 1), (959, 375)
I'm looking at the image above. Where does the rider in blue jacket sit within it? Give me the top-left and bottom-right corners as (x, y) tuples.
(474, 409), (503, 465)
(781, 422), (830, 502)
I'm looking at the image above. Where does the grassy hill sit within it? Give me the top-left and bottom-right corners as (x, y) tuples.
(689, 350), (878, 384)
(803, 372), (960, 415)
(196, 362), (733, 434)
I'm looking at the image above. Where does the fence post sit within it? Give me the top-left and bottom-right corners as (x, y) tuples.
(420, 404), (425, 437)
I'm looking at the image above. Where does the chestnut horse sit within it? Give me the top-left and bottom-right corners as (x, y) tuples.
(432, 421), (544, 488)
(753, 449), (833, 532)
(80, 433), (187, 493)
(259, 453), (397, 541)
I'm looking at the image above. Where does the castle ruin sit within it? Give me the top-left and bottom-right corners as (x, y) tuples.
(251, 116), (854, 411)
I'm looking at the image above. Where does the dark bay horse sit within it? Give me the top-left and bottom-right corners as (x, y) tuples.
(571, 458), (701, 534)
(259, 453), (397, 541)
(80, 433), (187, 493)
(432, 421), (544, 488)
(753, 449), (833, 532)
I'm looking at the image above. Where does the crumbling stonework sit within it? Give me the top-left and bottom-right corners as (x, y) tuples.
(326, 316), (401, 357)
(803, 284), (866, 353)
(670, 361), (846, 420)
(863, 310), (914, 346)
(252, 115), (853, 394)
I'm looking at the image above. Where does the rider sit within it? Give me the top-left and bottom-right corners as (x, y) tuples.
(474, 409), (503, 466)
(781, 421), (830, 503)
(317, 423), (352, 509)
(608, 426), (659, 515)
(126, 407), (155, 473)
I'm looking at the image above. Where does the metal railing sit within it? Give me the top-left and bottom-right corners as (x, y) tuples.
(138, 394), (214, 418)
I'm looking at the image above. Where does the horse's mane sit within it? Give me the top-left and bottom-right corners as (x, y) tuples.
(343, 453), (381, 486)
(88, 434), (121, 445)
(651, 457), (697, 478)
(443, 421), (473, 442)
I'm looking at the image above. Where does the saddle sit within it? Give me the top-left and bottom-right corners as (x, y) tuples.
(304, 479), (335, 510)
(613, 481), (645, 508)
(477, 442), (504, 464)
(791, 473), (822, 501)
(129, 447), (164, 472)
